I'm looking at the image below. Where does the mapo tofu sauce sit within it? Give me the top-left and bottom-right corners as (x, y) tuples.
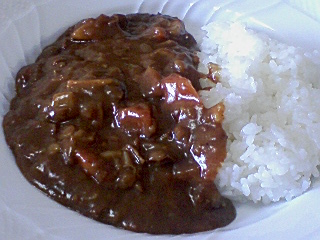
(3, 13), (235, 234)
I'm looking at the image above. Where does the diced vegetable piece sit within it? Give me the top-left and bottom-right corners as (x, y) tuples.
(202, 102), (225, 124)
(52, 92), (75, 106)
(73, 129), (96, 143)
(142, 143), (170, 162)
(167, 19), (184, 36)
(123, 144), (145, 164)
(75, 149), (116, 184)
(58, 125), (76, 140)
(151, 48), (176, 63)
(115, 103), (156, 138)
(161, 73), (201, 109)
(71, 14), (126, 41)
(138, 66), (162, 97)
(122, 150), (134, 167)
(49, 92), (78, 122)
(173, 124), (190, 145)
(100, 150), (122, 160)
(142, 27), (168, 41)
(60, 137), (75, 165)
(47, 143), (60, 155)
(75, 150), (99, 177)
(116, 167), (137, 189)
(144, 145), (168, 162)
(173, 59), (186, 73)
(207, 62), (221, 83)
(71, 19), (97, 40)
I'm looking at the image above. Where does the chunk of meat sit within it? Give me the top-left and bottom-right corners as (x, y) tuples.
(115, 103), (156, 138)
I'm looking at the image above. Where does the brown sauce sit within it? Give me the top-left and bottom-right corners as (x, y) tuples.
(3, 13), (235, 234)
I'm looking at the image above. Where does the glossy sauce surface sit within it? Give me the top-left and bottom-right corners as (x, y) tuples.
(3, 13), (235, 234)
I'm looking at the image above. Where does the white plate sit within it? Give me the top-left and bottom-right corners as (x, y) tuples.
(1, 0), (320, 239)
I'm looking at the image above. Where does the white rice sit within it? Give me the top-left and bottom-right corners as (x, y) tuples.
(198, 22), (320, 204)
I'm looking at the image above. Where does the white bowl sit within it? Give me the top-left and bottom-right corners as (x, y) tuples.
(1, 0), (320, 239)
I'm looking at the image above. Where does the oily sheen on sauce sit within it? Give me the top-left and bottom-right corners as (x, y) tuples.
(3, 13), (235, 234)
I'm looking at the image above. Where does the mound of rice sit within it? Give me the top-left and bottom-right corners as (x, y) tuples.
(198, 22), (320, 203)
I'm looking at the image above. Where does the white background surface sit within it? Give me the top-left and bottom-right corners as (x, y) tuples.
(1, 0), (320, 239)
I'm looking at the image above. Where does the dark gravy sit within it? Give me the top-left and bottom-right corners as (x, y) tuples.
(3, 13), (235, 234)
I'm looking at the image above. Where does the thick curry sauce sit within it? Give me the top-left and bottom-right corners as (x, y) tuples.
(3, 13), (235, 234)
